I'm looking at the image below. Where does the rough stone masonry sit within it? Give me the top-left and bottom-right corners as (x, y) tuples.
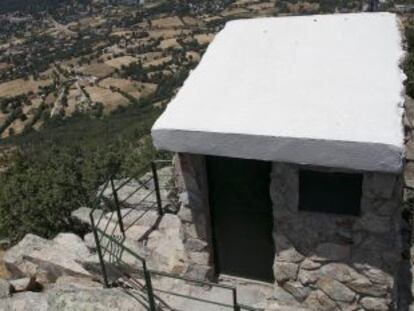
(271, 164), (403, 311)
(174, 153), (404, 311)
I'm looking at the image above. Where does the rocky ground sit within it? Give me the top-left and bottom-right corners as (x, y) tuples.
(0, 218), (277, 310)
(0, 166), (277, 310)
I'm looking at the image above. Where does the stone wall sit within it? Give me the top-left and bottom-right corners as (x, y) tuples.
(271, 163), (403, 311)
(175, 153), (215, 280)
(174, 153), (404, 310)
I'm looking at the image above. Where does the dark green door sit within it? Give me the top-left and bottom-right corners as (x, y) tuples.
(206, 156), (275, 283)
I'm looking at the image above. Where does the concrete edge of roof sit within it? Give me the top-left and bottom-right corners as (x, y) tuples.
(151, 128), (404, 174)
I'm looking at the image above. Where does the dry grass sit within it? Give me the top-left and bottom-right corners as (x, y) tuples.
(67, 16), (106, 31)
(201, 15), (222, 23)
(0, 78), (52, 98)
(143, 56), (172, 69)
(159, 38), (181, 50)
(80, 63), (115, 78)
(105, 56), (138, 70)
(66, 88), (81, 115)
(194, 33), (215, 45)
(221, 7), (250, 17)
(247, 2), (276, 10)
(0, 250), (10, 279)
(111, 30), (134, 38)
(233, 0), (262, 5)
(45, 93), (57, 107)
(1, 102), (39, 138)
(182, 16), (204, 27)
(137, 52), (164, 62)
(85, 86), (128, 114)
(1, 118), (25, 139)
(99, 78), (157, 97)
(148, 29), (191, 40)
(151, 16), (184, 29)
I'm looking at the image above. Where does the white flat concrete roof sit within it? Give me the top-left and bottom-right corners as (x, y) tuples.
(152, 13), (406, 173)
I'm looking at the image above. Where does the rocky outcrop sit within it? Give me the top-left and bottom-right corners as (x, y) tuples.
(9, 276), (42, 293)
(0, 287), (148, 311)
(0, 231), (150, 311)
(0, 278), (12, 298)
(0, 292), (48, 311)
(4, 233), (95, 283)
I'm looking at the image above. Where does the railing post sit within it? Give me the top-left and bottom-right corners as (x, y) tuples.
(90, 214), (109, 288)
(142, 261), (157, 311)
(110, 177), (125, 237)
(151, 161), (164, 216)
(233, 288), (240, 311)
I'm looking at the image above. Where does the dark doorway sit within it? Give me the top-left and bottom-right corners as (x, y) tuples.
(206, 156), (275, 283)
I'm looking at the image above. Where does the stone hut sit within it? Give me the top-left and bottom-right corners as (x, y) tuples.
(152, 13), (406, 310)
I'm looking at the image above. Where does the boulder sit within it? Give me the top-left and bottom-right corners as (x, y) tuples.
(4, 233), (94, 283)
(71, 207), (103, 226)
(304, 290), (337, 311)
(317, 277), (356, 303)
(83, 233), (96, 250)
(47, 287), (147, 311)
(298, 268), (319, 285)
(53, 276), (102, 290)
(26, 233), (93, 281)
(273, 285), (300, 306)
(9, 276), (42, 292)
(184, 264), (212, 280)
(319, 263), (389, 298)
(3, 234), (52, 279)
(320, 263), (362, 283)
(282, 281), (310, 302)
(53, 233), (91, 258)
(266, 301), (309, 311)
(147, 229), (187, 274)
(0, 287), (146, 311)
(0, 278), (12, 298)
(116, 209), (159, 228)
(360, 297), (389, 311)
(185, 238), (207, 252)
(276, 247), (305, 263)
(300, 259), (321, 270)
(274, 262), (299, 283)
(0, 292), (48, 311)
(188, 252), (209, 265)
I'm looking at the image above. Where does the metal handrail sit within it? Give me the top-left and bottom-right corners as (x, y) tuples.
(89, 160), (260, 311)
(94, 228), (260, 311)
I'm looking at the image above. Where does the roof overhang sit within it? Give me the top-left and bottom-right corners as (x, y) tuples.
(152, 13), (406, 173)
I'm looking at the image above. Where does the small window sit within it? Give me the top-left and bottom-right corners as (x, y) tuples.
(298, 169), (362, 216)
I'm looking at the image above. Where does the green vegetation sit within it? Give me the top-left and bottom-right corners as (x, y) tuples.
(0, 63), (191, 242)
(405, 22), (414, 99)
(0, 56), (190, 243)
(0, 104), (159, 242)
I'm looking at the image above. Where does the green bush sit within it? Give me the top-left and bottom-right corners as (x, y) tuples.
(0, 103), (167, 242)
(405, 25), (414, 99)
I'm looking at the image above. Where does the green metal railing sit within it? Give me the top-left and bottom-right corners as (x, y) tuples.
(89, 160), (261, 311)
